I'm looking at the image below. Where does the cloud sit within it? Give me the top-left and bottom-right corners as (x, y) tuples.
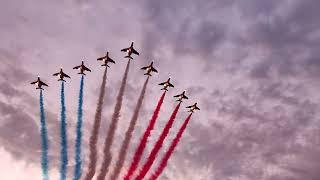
(0, 147), (59, 180)
(0, 0), (320, 179)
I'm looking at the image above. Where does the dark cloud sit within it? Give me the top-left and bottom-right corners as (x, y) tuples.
(84, 1), (320, 179)
(178, 79), (319, 179)
(0, 50), (41, 162)
(0, 50), (33, 83)
(236, 0), (320, 82)
(140, 0), (230, 60)
(0, 101), (40, 160)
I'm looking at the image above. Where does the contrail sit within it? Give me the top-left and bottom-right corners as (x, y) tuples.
(60, 82), (68, 180)
(109, 77), (150, 180)
(84, 67), (108, 180)
(124, 91), (166, 180)
(39, 90), (49, 180)
(73, 75), (85, 180)
(134, 102), (181, 180)
(97, 60), (130, 180)
(149, 114), (193, 180)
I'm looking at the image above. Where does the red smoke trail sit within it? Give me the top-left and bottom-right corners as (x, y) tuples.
(124, 91), (166, 180)
(134, 102), (181, 180)
(149, 114), (192, 180)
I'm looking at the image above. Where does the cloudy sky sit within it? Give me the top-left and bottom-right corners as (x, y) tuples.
(1, 0), (320, 179)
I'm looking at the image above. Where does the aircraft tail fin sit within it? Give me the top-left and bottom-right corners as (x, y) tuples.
(144, 73), (152, 76)
(102, 64), (110, 67)
(125, 55), (133, 59)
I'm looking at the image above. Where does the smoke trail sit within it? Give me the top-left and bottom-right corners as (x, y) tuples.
(73, 75), (85, 180)
(84, 67), (108, 180)
(134, 102), (181, 180)
(149, 114), (192, 180)
(39, 90), (49, 180)
(109, 77), (149, 180)
(124, 91), (166, 180)
(60, 82), (68, 180)
(97, 60), (130, 180)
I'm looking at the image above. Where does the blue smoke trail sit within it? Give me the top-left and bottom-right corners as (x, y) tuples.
(60, 82), (68, 180)
(40, 90), (49, 180)
(73, 75), (84, 180)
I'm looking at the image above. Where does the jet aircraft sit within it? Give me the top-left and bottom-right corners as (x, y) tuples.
(97, 52), (116, 67)
(73, 61), (91, 75)
(186, 103), (200, 113)
(159, 78), (174, 91)
(30, 76), (49, 90)
(121, 42), (139, 59)
(174, 90), (188, 102)
(53, 68), (71, 81)
(141, 61), (158, 76)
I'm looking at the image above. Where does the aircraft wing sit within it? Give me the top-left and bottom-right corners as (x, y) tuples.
(132, 48), (139, 55)
(121, 48), (129, 52)
(40, 81), (48, 87)
(30, 81), (37, 84)
(151, 67), (158, 72)
(158, 82), (165, 85)
(169, 83), (174, 87)
(73, 65), (81, 69)
(53, 72), (60, 76)
(183, 95), (189, 99)
(97, 56), (105, 61)
(109, 58), (116, 64)
(173, 94), (180, 97)
(63, 73), (71, 78)
(186, 105), (193, 108)
(84, 66), (91, 72)
(141, 66), (148, 70)
(196, 106), (200, 110)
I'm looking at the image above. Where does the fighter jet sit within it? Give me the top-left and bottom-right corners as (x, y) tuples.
(141, 61), (158, 76)
(53, 68), (71, 82)
(30, 76), (49, 90)
(186, 103), (200, 113)
(159, 78), (174, 91)
(73, 61), (91, 75)
(174, 90), (188, 102)
(97, 52), (116, 67)
(121, 42), (139, 59)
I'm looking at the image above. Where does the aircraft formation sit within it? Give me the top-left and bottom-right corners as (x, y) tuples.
(30, 42), (200, 113)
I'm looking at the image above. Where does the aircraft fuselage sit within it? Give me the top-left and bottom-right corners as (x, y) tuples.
(35, 81), (40, 88)
(79, 66), (85, 74)
(127, 48), (133, 56)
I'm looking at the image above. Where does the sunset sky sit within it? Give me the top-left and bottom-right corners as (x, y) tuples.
(0, 0), (320, 179)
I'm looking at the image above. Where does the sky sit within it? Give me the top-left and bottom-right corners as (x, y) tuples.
(0, 0), (320, 179)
